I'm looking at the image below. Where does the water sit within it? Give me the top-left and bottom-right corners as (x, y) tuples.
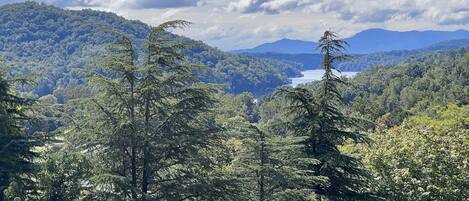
(290, 69), (358, 87)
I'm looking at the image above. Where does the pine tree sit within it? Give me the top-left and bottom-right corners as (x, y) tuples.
(0, 66), (40, 201)
(278, 31), (372, 200)
(36, 149), (91, 201)
(315, 30), (371, 200)
(230, 118), (326, 200)
(138, 21), (230, 200)
(67, 21), (235, 200)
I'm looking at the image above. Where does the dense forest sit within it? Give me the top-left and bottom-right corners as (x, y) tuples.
(1, 2), (468, 201)
(0, 2), (302, 96)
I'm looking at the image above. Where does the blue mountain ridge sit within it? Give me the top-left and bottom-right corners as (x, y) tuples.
(232, 28), (469, 54)
(242, 38), (469, 72)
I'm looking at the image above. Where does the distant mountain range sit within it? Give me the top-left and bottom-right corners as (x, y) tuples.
(232, 29), (469, 54)
(233, 38), (317, 54)
(244, 38), (469, 71)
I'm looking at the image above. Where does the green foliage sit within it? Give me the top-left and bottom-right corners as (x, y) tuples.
(218, 93), (322, 201)
(256, 41), (469, 201)
(36, 149), (91, 201)
(186, 44), (302, 95)
(62, 21), (239, 200)
(0, 2), (149, 97)
(337, 50), (417, 71)
(0, 2), (301, 97)
(0, 64), (42, 200)
(362, 104), (469, 200)
(242, 53), (322, 71)
(271, 31), (373, 200)
(343, 48), (469, 127)
(217, 92), (258, 123)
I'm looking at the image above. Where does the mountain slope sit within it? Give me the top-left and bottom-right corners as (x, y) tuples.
(232, 38), (317, 54)
(342, 47), (469, 124)
(0, 2), (301, 96)
(347, 28), (469, 53)
(233, 28), (469, 54)
(420, 39), (469, 51)
(239, 52), (322, 70)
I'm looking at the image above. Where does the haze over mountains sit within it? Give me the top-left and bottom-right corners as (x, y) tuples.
(233, 29), (469, 54)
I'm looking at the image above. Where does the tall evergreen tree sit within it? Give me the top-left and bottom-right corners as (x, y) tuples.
(315, 31), (370, 199)
(0, 66), (40, 201)
(36, 149), (91, 201)
(229, 117), (326, 200)
(278, 31), (372, 200)
(67, 21), (235, 200)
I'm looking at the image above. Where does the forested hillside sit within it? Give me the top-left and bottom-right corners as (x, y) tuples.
(344, 48), (469, 125)
(269, 47), (469, 126)
(240, 52), (323, 70)
(0, 2), (301, 96)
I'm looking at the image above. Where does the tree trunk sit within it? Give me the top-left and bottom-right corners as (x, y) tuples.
(258, 129), (266, 201)
(0, 188), (4, 201)
(141, 97), (151, 200)
(129, 75), (138, 200)
(121, 145), (127, 175)
(141, 150), (149, 200)
(131, 146), (138, 200)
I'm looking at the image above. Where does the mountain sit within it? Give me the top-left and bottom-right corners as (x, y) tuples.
(244, 38), (469, 71)
(342, 47), (469, 123)
(420, 39), (469, 51)
(339, 38), (469, 71)
(232, 38), (317, 54)
(347, 28), (469, 53)
(233, 28), (469, 54)
(239, 52), (322, 70)
(0, 2), (302, 97)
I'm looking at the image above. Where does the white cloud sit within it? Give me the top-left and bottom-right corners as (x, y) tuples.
(226, 0), (469, 25)
(423, 6), (469, 25)
(227, 0), (272, 13)
(226, 0), (318, 14)
(260, 0), (316, 11)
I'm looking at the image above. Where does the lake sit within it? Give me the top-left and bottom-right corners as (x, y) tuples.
(290, 69), (359, 87)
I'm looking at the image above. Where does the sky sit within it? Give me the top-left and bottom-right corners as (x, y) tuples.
(1, 0), (469, 50)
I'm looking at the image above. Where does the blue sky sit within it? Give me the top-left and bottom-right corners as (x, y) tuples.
(1, 0), (468, 50)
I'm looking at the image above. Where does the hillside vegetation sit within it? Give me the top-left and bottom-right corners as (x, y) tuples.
(0, 2), (301, 96)
(345, 48), (469, 125)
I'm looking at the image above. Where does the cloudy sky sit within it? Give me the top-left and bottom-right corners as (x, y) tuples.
(2, 0), (469, 50)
